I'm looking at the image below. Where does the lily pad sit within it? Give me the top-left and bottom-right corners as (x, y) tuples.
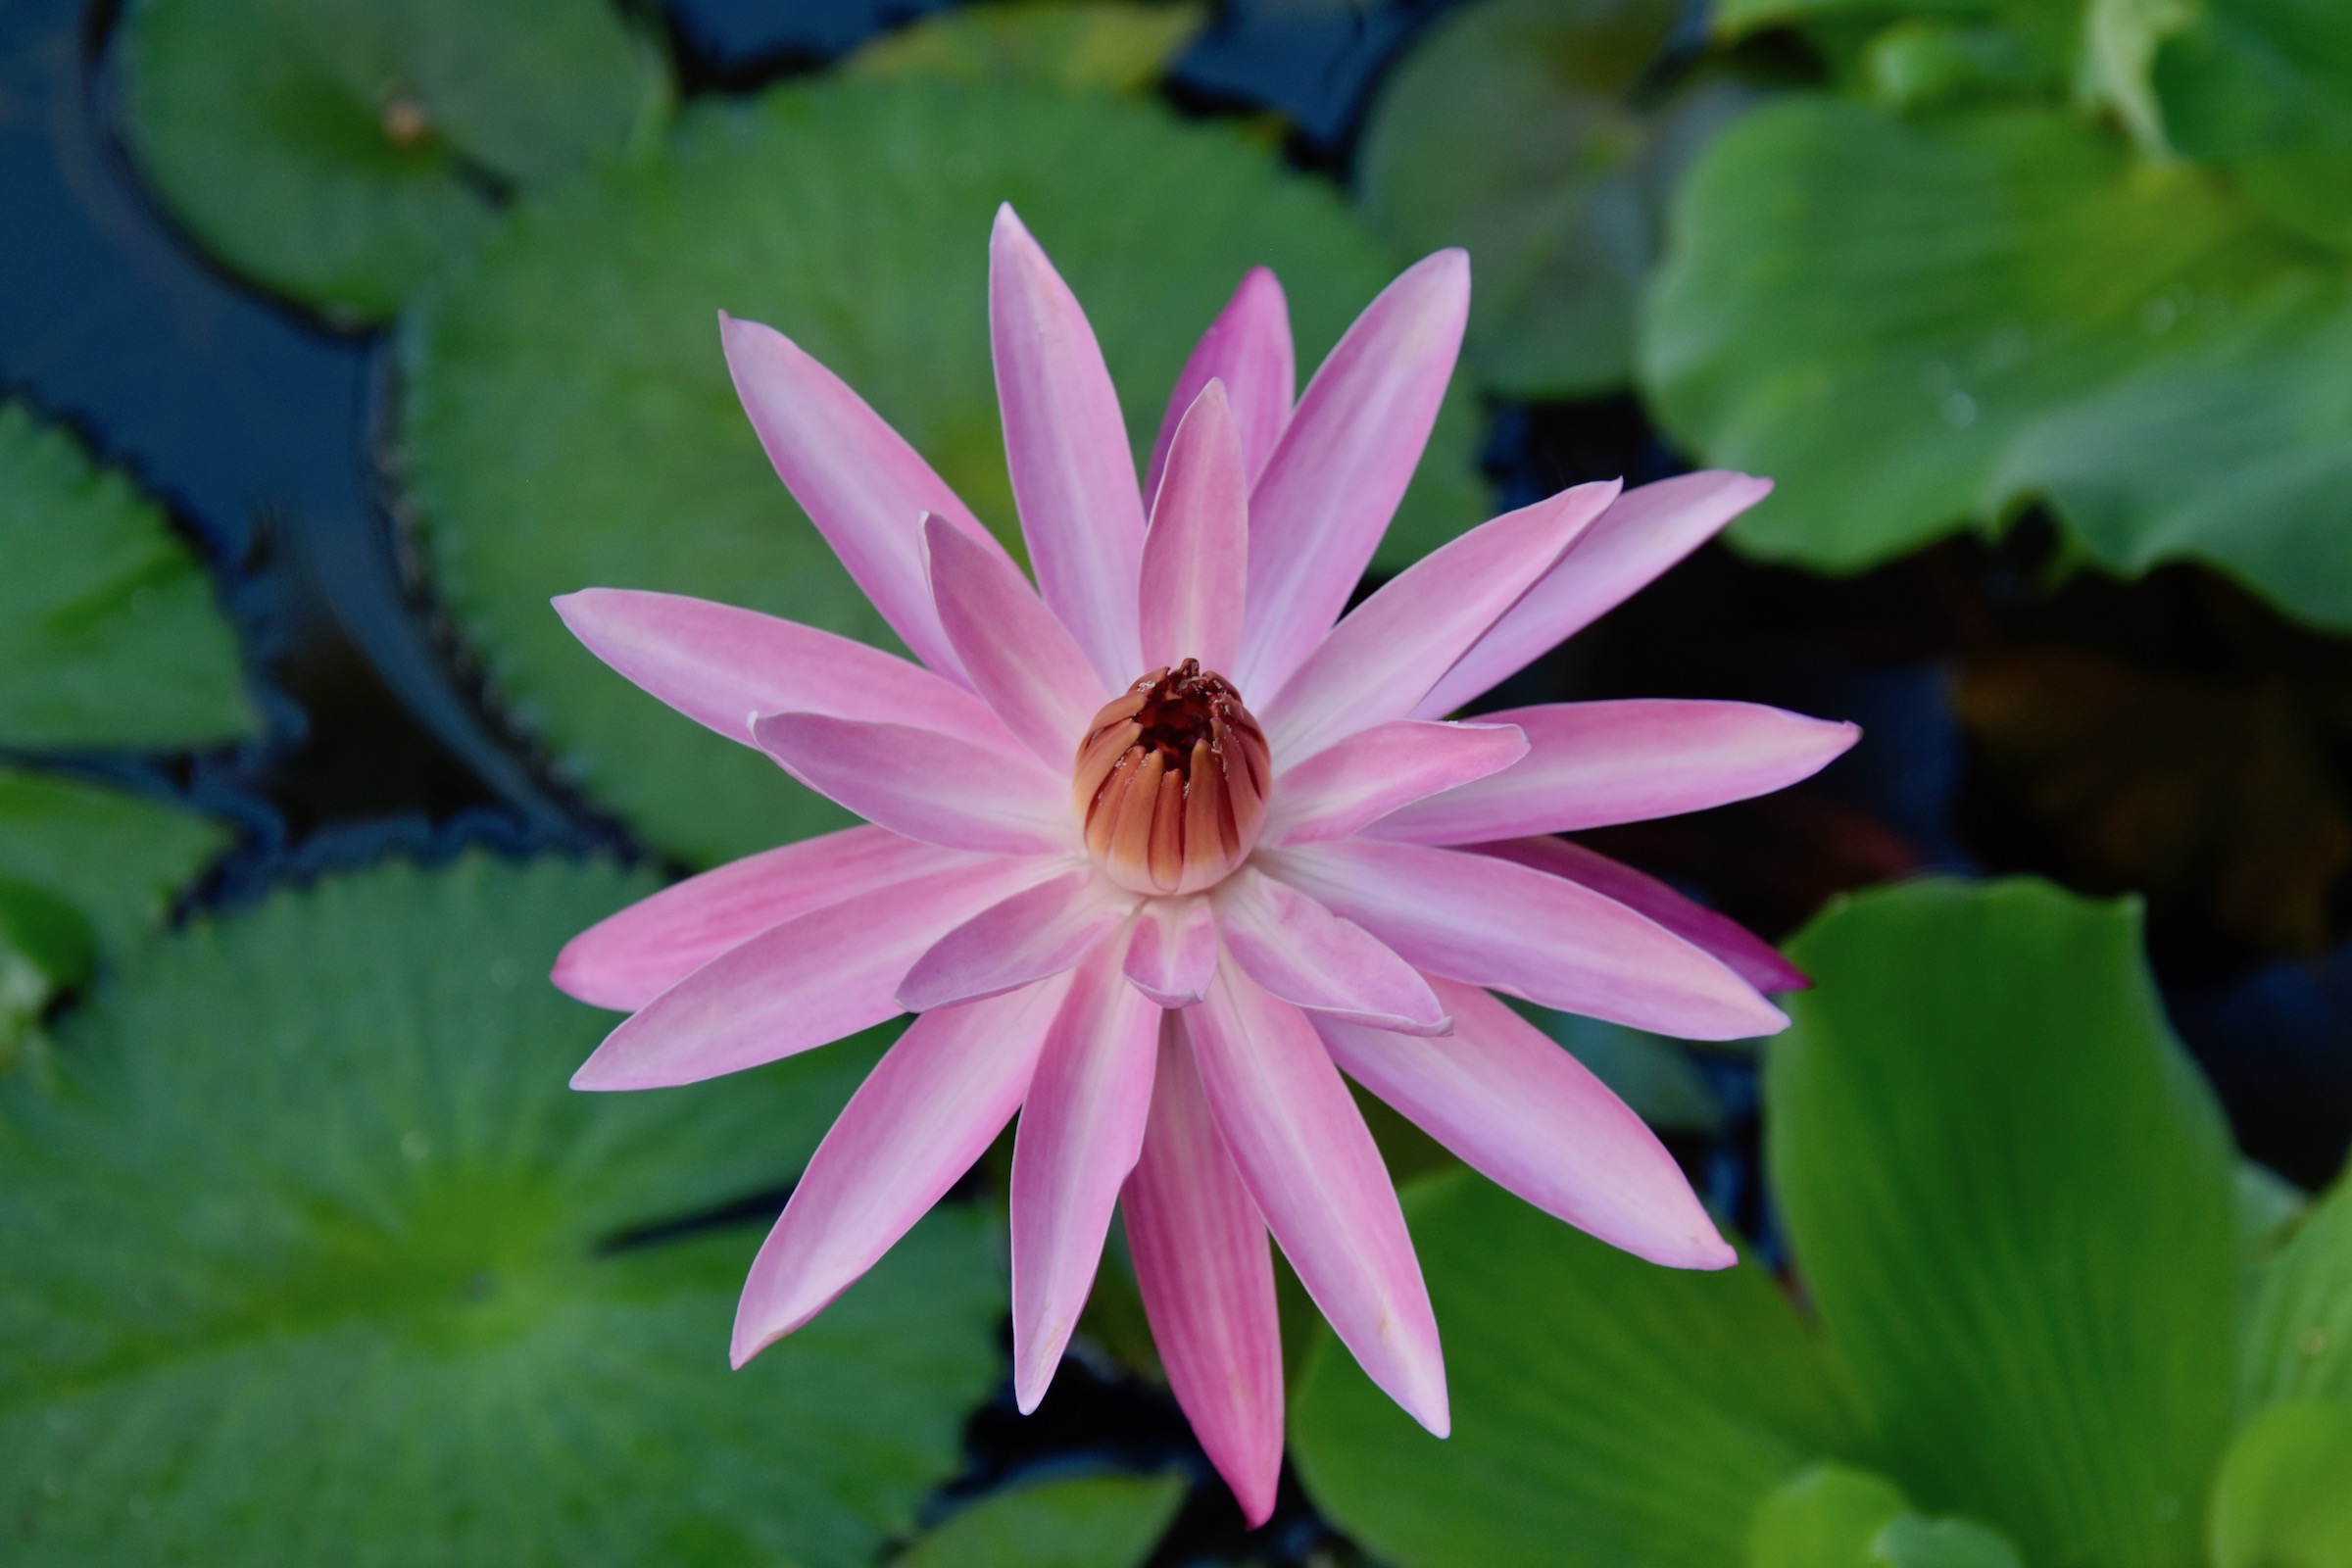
(0, 855), (1000, 1565)
(116, 0), (670, 322)
(1640, 97), (2352, 631)
(848, 1), (1208, 95)
(2155, 0), (2352, 254)
(897, 1472), (1187, 1567)
(400, 77), (1484, 867)
(0, 768), (226, 958)
(1291, 1171), (1862, 1568)
(0, 402), (253, 751)
(1768, 878), (2237, 1568)
(1354, 0), (1748, 398)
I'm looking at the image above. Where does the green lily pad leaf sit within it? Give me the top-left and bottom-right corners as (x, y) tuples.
(1640, 98), (2352, 631)
(0, 768), (226, 957)
(2243, 1164), (2352, 1408)
(897, 1472), (1188, 1567)
(400, 77), (1485, 867)
(2155, 0), (2352, 254)
(848, 1), (1208, 95)
(0, 403), (254, 751)
(1540, 1009), (1725, 1134)
(1768, 878), (2237, 1568)
(1354, 0), (1753, 398)
(0, 855), (1001, 1564)
(2208, 1399), (2352, 1568)
(1748, 1464), (2025, 1568)
(1292, 1170), (1863, 1568)
(117, 0), (670, 323)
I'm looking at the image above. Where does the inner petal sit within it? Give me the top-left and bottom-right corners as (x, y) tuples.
(1074, 659), (1269, 896)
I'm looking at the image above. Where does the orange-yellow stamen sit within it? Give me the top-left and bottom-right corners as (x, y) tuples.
(1074, 659), (1268, 895)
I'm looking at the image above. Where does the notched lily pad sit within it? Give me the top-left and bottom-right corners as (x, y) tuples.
(0, 855), (1000, 1565)
(1641, 97), (2352, 631)
(0, 402), (254, 751)
(2156, 0), (2352, 254)
(400, 77), (1484, 867)
(117, 0), (670, 321)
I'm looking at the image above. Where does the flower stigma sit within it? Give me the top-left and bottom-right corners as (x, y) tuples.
(1073, 659), (1269, 896)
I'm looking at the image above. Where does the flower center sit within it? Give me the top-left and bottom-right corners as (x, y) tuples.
(1073, 659), (1269, 896)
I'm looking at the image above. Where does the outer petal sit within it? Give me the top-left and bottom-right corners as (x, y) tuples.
(1259, 839), (1788, 1041)
(1316, 977), (1736, 1269)
(1145, 266), (1294, 498)
(898, 869), (1137, 1011)
(731, 976), (1071, 1364)
(1213, 868), (1449, 1035)
(1123, 1014), (1284, 1527)
(990, 205), (1147, 689)
(1187, 964), (1449, 1437)
(1415, 470), (1774, 718)
(1475, 835), (1810, 994)
(1124, 895), (1219, 1007)
(1259, 482), (1616, 760)
(553, 589), (1014, 749)
(554, 827), (980, 1011)
(1261, 720), (1527, 848)
(1010, 933), (1163, 1410)
(1139, 381), (1248, 674)
(1366, 699), (1859, 843)
(926, 514), (1109, 769)
(752, 712), (1071, 856)
(719, 315), (1012, 683)
(1236, 251), (1471, 699)
(571, 856), (1059, 1091)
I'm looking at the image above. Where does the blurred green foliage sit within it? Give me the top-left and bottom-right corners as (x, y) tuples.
(895, 1471), (1188, 1566)
(1294, 879), (2352, 1568)
(119, 0), (670, 322)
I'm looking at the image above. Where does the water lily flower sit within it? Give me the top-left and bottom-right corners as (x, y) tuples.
(552, 205), (1855, 1524)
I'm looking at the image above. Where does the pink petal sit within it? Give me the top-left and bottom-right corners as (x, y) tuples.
(571, 857), (1058, 1091)
(1366, 699), (1859, 843)
(1123, 1015), (1284, 1525)
(1186, 966), (1449, 1437)
(1259, 840), (1788, 1041)
(1261, 720), (1527, 847)
(1415, 471), (1774, 718)
(1259, 481), (1617, 760)
(554, 826), (980, 1011)
(752, 712), (1071, 856)
(990, 205), (1147, 690)
(925, 514), (1110, 770)
(898, 868), (1137, 1011)
(1213, 868), (1449, 1035)
(1233, 251), (1470, 699)
(719, 315), (1013, 684)
(1138, 381), (1249, 674)
(1315, 977), (1735, 1270)
(731, 977), (1071, 1364)
(1475, 835), (1809, 994)
(1123, 895), (1219, 1007)
(1145, 267), (1295, 499)
(1010, 935), (1164, 1410)
(553, 589), (1013, 749)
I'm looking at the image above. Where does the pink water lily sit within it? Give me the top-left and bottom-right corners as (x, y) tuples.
(552, 205), (1855, 1524)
